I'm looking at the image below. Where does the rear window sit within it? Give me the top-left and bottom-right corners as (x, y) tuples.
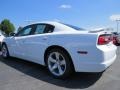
(62, 23), (85, 30)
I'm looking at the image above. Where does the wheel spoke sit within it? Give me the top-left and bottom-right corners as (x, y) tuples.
(48, 57), (56, 63)
(60, 60), (66, 65)
(51, 63), (58, 71)
(2, 46), (7, 57)
(54, 52), (60, 60)
(58, 65), (63, 75)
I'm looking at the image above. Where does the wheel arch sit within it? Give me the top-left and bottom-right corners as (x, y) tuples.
(44, 45), (75, 71)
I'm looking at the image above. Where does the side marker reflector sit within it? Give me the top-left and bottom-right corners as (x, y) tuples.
(77, 51), (88, 54)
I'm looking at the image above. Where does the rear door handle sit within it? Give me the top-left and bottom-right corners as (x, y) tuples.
(22, 40), (26, 43)
(43, 37), (48, 40)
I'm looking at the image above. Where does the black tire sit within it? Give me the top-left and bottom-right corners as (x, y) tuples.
(46, 48), (74, 79)
(117, 43), (120, 46)
(1, 44), (9, 59)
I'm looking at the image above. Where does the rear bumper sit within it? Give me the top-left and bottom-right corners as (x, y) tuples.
(70, 44), (117, 72)
(75, 54), (116, 72)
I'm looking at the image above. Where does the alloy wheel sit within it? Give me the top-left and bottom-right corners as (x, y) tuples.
(48, 52), (66, 76)
(2, 45), (8, 58)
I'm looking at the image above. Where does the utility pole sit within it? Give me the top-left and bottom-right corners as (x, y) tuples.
(110, 15), (120, 33)
(116, 19), (120, 33)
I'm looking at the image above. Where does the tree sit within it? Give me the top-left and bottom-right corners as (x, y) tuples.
(0, 19), (15, 35)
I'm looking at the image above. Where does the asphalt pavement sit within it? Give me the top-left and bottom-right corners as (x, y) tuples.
(0, 47), (120, 90)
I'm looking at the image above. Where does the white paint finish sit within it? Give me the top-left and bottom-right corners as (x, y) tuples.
(0, 31), (5, 43)
(3, 21), (117, 72)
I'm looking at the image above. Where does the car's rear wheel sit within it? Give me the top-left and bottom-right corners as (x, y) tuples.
(46, 48), (73, 78)
(1, 44), (9, 59)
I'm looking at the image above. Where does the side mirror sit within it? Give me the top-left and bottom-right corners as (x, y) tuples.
(9, 33), (16, 37)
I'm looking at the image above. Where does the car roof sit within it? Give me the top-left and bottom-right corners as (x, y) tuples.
(26, 21), (66, 28)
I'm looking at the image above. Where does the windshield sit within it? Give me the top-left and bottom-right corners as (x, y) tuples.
(62, 23), (85, 30)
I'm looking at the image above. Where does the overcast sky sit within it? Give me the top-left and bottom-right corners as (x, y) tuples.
(0, 0), (120, 31)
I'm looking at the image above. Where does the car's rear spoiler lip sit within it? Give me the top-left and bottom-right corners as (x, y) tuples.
(89, 29), (105, 33)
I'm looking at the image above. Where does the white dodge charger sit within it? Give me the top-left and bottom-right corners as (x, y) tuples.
(1, 21), (117, 78)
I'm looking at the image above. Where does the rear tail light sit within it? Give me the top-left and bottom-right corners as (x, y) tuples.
(98, 35), (112, 45)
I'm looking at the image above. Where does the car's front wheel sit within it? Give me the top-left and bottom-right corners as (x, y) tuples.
(1, 44), (9, 59)
(46, 48), (73, 78)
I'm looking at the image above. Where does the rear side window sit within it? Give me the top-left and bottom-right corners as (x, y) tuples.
(34, 24), (54, 34)
(34, 25), (46, 34)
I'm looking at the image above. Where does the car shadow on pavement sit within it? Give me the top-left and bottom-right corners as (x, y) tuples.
(0, 57), (103, 89)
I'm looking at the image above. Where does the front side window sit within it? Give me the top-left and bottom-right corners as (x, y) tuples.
(16, 26), (33, 36)
(22, 28), (32, 35)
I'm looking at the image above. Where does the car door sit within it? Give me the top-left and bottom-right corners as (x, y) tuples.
(22, 24), (55, 64)
(12, 25), (35, 59)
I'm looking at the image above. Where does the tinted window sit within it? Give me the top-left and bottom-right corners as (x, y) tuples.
(44, 25), (54, 33)
(16, 26), (33, 36)
(62, 23), (85, 30)
(23, 28), (32, 35)
(34, 24), (54, 34)
(34, 25), (46, 34)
